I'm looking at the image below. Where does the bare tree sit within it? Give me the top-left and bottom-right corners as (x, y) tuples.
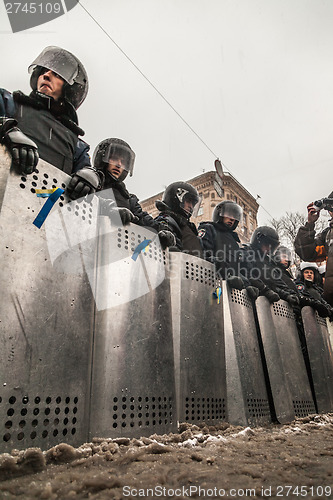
(269, 210), (330, 265)
(270, 212), (306, 249)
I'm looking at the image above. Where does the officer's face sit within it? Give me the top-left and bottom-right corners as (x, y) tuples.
(280, 257), (289, 268)
(303, 269), (314, 282)
(222, 216), (235, 227)
(37, 69), (64, 100)
(183, 199), (195, 215)
(108, 157), (126, 179)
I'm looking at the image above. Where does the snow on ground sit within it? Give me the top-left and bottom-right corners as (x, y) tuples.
(0, 413), (332, 499)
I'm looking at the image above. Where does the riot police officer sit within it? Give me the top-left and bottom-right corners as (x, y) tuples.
(294, 262), (332, 317)
(240, 226), (298, 304)
(198, 200), (242, 277)
(198, 200), (259, 298)
(93, 137), (175, 247)
(0, 46), (99, 200)
(154, 181), (203, 256)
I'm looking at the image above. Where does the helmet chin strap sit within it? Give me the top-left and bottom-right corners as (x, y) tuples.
(106, 169), (128, 183)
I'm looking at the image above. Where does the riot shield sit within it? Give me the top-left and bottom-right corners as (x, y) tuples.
(223, 282), (272, 426)
(301, 307), (333, 412)
(0, 147), (95, 452)
(90, 219), (177, 439)
(169, 253), (226, 426)
(255, 297), (315, 422)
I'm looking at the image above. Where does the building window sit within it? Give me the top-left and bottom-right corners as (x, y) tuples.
(197, 206), (204, 216)
(211, 192), (215, 199)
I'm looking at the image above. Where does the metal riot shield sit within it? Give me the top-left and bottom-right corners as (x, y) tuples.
(327, 318), (333, 352)
(223, 282), (272, 426)
(255, 297), (315, 422)
(90, 219), (177, 439)
(301, 307), (333, 412)
(0, 147), (95, 452)
(169, 253), (226, 426)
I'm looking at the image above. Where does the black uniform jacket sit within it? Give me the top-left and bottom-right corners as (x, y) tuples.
(0, 89), (90, 174)
(155, 202), (203, 257)
(99, 174), (162, 230)
(198, 221), (240, 278)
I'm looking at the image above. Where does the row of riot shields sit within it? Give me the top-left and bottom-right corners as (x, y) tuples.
(0, 147), (332, 452)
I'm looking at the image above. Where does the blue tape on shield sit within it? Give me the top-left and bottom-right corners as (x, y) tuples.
(132, 239), (151, 261)
(33, 187), (64, 229)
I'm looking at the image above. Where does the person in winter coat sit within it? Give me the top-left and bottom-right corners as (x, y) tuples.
(154, 181), (203, 257)
(273, 248), (331, 317)
(294, 193), (333, 306)
(294, 262), (332, 317)
(239, 227), (300, 305)
(198, 200), (242, 277)
(93, 137), (175, 248)
(0, 46), (100, 200)
(198, 200), (259, 299)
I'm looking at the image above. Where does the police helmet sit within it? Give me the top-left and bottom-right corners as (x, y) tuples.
(212, 200), (243, 230)
(93, 138), (135, 182)
(29, 46), (88, 109)
(250, 226), (280, 253)
(299, 262), (320, 284)
(160, 182), (200, 219)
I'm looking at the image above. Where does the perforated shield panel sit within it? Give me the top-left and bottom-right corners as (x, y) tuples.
(301, 307), (333, 412)
(90, 220), (176, 439)
(223, 284), (271, 426)
(169, 253), (226, 425)
(0, 149), (94, 452)
(256, 297), (315, 422)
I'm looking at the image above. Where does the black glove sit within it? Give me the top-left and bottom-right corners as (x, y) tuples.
(67, 167), (101, 200)
(226, 276), (245, 290)
(286, 294), (300, 307)
(158, 230), (176, 249)
(110, 207), (138, 225)
(299, 295), (314, 308)
(246, 286), (259, 301)
(313, 301), (330, 318)
(264, 289), (280, 303)
(0, 117), (38, 174)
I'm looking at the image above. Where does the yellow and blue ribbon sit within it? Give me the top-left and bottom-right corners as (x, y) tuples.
(132, 239), (151, 261)
(213, 287), (222, 304)
(35, 188), (57, 198)
(33, 187), (64, 229)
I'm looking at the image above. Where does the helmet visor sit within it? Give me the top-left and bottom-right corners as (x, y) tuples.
(217, 203), (243, 222)
(274, 246), (292, 264)
(182, 193), (202, 217)
(104, 142), (135, 176)
(29, 46), (83, 85)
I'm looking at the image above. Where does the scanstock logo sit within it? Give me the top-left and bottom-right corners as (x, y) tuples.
(4, 0), (79, 33)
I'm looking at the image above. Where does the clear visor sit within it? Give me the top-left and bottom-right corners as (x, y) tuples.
(275, 247), (292, 261)
(264, 238), (279, 253)
(104, 143), (135, 175)
(218, 203), (242, 222)
(181, 193), (202, 217)
(28, 46), (84, 85)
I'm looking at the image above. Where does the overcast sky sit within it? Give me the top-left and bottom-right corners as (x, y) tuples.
(1, 0), (333, 225)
